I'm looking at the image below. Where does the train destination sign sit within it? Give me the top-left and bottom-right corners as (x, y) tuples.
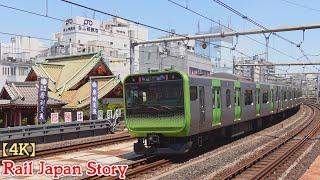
(126, 73), (182, 83)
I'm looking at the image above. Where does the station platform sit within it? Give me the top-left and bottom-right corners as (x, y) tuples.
(300, 155), (320, 180)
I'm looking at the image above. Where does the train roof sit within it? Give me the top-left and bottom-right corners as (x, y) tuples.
(189, 72), (296, 88)
(125, 70), (298, 89)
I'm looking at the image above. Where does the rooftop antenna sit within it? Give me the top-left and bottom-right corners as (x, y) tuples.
(197, 20), (200, 33)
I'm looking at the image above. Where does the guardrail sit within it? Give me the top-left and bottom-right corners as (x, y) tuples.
(0, 118), (119, 144)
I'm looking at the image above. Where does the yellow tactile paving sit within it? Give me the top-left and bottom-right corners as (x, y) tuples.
(300, 155), (320, 180)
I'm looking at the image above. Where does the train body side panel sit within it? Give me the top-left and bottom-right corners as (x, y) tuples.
(189, 77), (213, 135)
(220, 80), (235, 126)
(240, 82), (256, 122)
(260, 84), (271, 117)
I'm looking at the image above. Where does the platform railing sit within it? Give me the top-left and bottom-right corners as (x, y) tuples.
(0, 118), (119, 142)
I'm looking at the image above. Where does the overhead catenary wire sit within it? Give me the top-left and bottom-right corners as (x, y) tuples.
(0, 3), (147, 43)
(167, 0), (299, 62)
(0, 31), (217, 67)
(0, 2), (252, 59)
(59, 0), (251, 58)
(0, 31), (129, 52)
(212, 0), (320, 71)
(280, 0), (320, 13)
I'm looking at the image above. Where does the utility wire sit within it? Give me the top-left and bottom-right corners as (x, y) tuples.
(0, 31), (129, 52)
(212, 0), (298, 46)
(0, 2), (251, 58)
(0, 31), (216, 67)
(0, 3), (146, 42)
(59, 0), (251, 58)
(280, 0), (320, 13)
(167, 0), (298, 61)
(212, 0), (320, 71)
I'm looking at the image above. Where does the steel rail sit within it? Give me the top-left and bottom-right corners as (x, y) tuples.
(252, 103), (320, 179)
(218, 102), (317, 179)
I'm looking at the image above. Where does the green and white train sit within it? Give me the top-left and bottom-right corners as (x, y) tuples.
(124, 71), (302, 154)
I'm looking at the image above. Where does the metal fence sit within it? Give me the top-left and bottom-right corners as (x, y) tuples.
(0, 118), (118, 144)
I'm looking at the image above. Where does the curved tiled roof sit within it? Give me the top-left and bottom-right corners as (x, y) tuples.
(2, 81), (66, 106)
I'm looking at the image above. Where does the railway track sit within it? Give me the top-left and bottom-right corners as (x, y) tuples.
(0, 133), (133, 162)
(83, 155), (171, 180)
(216, 102), (320, 179)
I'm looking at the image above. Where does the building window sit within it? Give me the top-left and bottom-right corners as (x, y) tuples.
(110, 42), (113, 45)
(190, 86), (197, 101)
(147, 52), (151, 60)
(263, 91), (268, 104)
(245, 90), (253, 105)
(124, 44), (127, 48)
(226, 89), (231, 108)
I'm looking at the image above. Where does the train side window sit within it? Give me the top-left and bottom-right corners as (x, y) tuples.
(245, 90), (253, 105)
(226, 89), (231, 108)
(142, 92), (147, 103)
(237, 94), (240, 106)
(256, 89), (260, 104)
(190, 86), (198, 101)
(263, 91), (268, 104)
(217, 89), (221, 108)
(288, 91), (291, 100)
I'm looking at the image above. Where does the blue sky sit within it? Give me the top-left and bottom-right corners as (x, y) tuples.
(1, 0), (320, 73)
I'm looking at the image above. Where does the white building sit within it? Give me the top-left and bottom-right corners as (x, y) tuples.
(0, 36), (45, 89)
(39, 16), (149, 80)
(1, 36), (45, 62)
(139, 32), (213, 75)
(235, 56), (275, 82)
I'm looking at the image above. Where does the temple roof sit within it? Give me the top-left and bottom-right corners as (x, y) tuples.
(23, 52), (122, 109)
(0, 81), (65, 107)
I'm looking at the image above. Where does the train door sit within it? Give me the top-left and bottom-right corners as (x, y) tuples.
(256, 86), (261, 116)
(235, 86), (241, 121)
(270, 88), (274, 112)
(212, 87), (221, 126)
(199, 86), (206, 123)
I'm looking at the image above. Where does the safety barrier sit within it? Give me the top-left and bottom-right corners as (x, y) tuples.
(0, 118), (118, 144)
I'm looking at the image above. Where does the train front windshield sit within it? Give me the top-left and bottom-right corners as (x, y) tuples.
(125, 73), (184, 117)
